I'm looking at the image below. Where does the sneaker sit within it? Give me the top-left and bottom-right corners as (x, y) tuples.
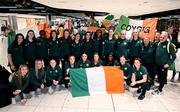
(42, 87), (48, 94)
(35, 88), (41, 96)
(25, 94), (32, 99)
(153, 89), (163, 95)
(138, 94), (145, 100)
(30, 91), (36, 97)
(11, 98), (16, 104)
(65, 84), (69, 89)
(150, 85), (158, 90)
(154, 89), (160, 94)
(48, 86), (54, 95)
(170, 78), (174, 82)
(55, 85), (60, 91)
(132, 90), (138, 97)
(124, 85), (130, 91)
(137, 88), (142, 94)
(14, 95), (21, 102)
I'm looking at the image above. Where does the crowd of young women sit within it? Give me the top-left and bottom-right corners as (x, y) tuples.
(7, 27), (178, 104)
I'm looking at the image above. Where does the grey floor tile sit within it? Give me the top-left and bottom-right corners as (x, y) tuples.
(0, 105), (12, 112)
(6, 105), (36, 112)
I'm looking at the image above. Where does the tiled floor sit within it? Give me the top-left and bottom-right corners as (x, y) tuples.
(0, 71), (180, 112)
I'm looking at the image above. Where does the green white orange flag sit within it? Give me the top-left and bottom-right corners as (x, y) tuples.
(115, 15), (158, 41)
(69, 66), (124, 97)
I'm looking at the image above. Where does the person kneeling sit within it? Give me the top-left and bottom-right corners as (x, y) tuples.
(130, 58), (151, 100)
(29, 59), (46, 96)
(10, 64), (30, 105)
(119, 56), (132, 90)
(46, 59), (62, 94)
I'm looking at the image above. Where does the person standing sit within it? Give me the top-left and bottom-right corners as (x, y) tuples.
(116, 30), (129, 59)
(24, 30), (37, 69)
(92, 29), (103, 57)
(59, 29), (71, 61)
(8, 33), (25, 72)
(82, 32), (93, 60)
(155, 31), (176, 93)
(102, 29), (116, 60)
(48, 30), (60, 65)
(140, 37), (156, 83)
(59, 29), (71, 86)
(167, 26), (178, 82)
(0, 64), (11, 107)
(70, 33), (82, 60)
(129, 29), (142, 65)
(36, 30), (49, 67)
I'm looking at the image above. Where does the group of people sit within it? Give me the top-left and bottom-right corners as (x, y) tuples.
(6, 26), (179, 105)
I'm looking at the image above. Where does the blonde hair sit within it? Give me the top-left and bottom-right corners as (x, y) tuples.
(35, 59), (45, 77)
(130, 29), (139, 41)
(17, 64), (29, 76)
(15, 64), (29, 86)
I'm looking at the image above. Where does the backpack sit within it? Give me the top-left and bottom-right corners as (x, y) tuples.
(158, 41), (177, 54)
(158, 41), (176, 70)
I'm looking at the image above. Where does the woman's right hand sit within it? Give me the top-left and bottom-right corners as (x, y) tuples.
(13, 89), (21, 95)
(10, 64), (16, 71)
(20, 99), (27, 105)
(130, 81), (136, 86)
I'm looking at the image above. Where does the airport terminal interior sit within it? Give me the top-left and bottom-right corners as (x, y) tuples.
(0, 0), (180, 112)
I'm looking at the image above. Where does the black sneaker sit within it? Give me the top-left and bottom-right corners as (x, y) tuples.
(137, 88), (142, 94)
(65, 84), (69, 89)
(25, 94), (32, 99)
(138, 94), (145, 100)
(153, 89), (163, 95)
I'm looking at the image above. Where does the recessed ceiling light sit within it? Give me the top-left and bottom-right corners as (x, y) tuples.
(143, 1), (149, 4)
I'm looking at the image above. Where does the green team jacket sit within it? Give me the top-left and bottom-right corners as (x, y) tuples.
(155, 41), (176, 66)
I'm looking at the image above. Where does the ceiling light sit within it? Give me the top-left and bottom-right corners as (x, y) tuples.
(34, 7), (45, 9)
(9, 9), (38, 11)
(0, 6), (17, 9)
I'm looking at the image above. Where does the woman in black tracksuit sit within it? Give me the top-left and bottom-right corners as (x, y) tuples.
(29, 59), (45, 95)
(8, 33), (25, 72)
(10, 64), (30, 105)
(48, 30), (60, 65)
(24, 30), (37, 69)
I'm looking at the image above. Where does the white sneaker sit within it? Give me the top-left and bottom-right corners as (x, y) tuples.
(55, 85), (60, 91)
(35, 88), (41, 95)
(30, 91), (36, 97)
(48, 86), (54, 94)
(129, 87), (138, 97)
(24, 93), (32, 99)
(11, 98), (16, 104)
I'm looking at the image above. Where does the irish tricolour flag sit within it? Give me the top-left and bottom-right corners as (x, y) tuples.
(115, 15), (158, 41)
(69, 66), (124, 97)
